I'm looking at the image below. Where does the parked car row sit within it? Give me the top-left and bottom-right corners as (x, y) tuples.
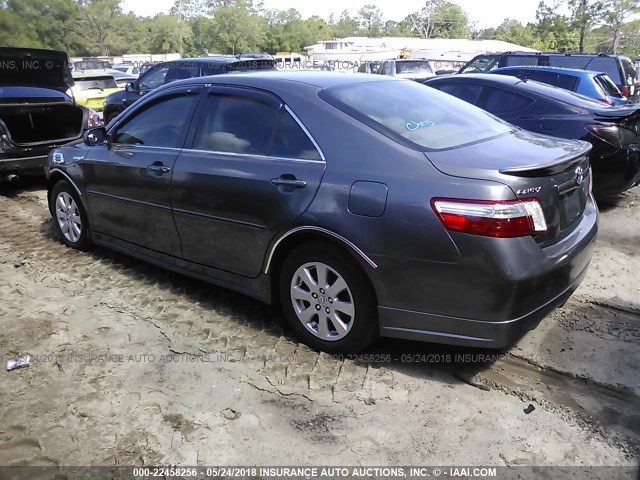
(424, 73), (640, 198)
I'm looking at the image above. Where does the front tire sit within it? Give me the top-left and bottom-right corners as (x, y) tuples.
(50, 180), (91, 250)
(278, 242), (378, 353)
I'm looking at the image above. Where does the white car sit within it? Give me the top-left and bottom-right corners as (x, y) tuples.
(111, 64), (140, 77)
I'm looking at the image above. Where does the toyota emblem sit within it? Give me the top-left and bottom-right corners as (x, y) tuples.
(575, 166), (585, 186)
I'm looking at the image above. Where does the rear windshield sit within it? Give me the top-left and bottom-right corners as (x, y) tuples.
(74, 77), (117, 89)
(594, 74), (623, 97)
(396, 61), (433, 74)
(319, 79), (512, 150)
(459, 55), (499, 74)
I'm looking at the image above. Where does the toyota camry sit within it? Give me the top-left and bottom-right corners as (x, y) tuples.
(45, 72), (598, 353)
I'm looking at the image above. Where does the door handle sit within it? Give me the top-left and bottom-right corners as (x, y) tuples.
(147, 164), (171, 174)
(271, 177), (307, 188)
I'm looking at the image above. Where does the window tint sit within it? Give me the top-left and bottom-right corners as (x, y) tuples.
(270, 111), (322, 160)
(482, 88), (533, 115)
(112, 94), (197, 147)
(193, 94), (279, 155)
(584, 58), (621, 83)
(522, 71), (578, 91)
(547, 56), (589, 69)
(437, 83), (483, 104)
(503, 55), (540, 67)
(320, 80), (512, 150)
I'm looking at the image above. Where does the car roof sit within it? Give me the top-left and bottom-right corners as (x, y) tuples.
(168, 70), (394, 89)
(492, 66), (607, 77)
(426, 73), (607, 109)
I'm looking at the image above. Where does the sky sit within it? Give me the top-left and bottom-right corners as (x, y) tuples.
(120, 0), (541, 29)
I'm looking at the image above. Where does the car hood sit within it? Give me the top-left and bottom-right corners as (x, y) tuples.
(0, 47), (74, 91)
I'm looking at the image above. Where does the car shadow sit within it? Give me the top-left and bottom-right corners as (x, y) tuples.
(38, 214), (640, 455)
(0, 176), (47, 198)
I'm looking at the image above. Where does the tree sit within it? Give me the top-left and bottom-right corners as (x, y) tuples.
(601, 0), (640, 52)
(147, 14), (192, 54)
(569, 0), (606, 52)
(209, 0), (266, 54)
(407, 0), (470, 39)
(170, 0), (211, 19)
(76, 0), (122, 55)
(357, 4), (383, 37)
(332, 10), (359, 38)
(495, 19), (537, 47)
(535, 1), (579, 51)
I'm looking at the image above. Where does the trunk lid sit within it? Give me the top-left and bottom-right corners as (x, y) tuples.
(426, 128), (592, 246)
(0, 47), (74, 92)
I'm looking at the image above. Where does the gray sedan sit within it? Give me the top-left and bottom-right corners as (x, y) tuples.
(45, 72), (598, 353)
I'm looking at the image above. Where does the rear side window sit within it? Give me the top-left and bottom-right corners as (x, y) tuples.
(482, 87), (533, 115)
(270, 111), (322, 160)
(584, 58), (621, 83)
(548, 56), (589, 69)
(193, 95), (279, 155)
(437, 83), (483, 104)
(320, 80), (512, 150)
(520, 71), (578, 91)
(503, 55), (540, 67)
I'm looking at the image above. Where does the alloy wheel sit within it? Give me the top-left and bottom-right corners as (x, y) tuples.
(55, 192), (82, 243)
(290, 262), (355, 341)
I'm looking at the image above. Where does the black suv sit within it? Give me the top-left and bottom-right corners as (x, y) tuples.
(103, 55), (276, 124)
(458, 52), (640, 102)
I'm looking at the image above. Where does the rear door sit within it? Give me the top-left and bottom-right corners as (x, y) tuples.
(171, 86), (326, 277)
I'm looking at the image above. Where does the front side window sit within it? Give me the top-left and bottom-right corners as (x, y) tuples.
(321, 80), (512, 150)
(112, 94), (197, 147)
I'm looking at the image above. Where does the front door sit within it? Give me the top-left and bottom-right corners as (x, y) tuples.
(83, 87), (201, 255)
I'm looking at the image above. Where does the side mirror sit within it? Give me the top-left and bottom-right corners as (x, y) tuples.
(83, 127), (108, 146)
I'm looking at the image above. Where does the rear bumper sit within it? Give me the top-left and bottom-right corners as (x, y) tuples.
(591, 148), (640, 196)
(373, 196), (598, 348)
(0, 154), (48, 175)
(378, 259), (590, 348)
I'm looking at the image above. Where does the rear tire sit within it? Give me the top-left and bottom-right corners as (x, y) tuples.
(278, 242), (378, 354)
(50, 180), (92, 251)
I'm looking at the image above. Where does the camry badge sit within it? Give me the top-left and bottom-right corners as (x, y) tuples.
(516, 186), (542, 195)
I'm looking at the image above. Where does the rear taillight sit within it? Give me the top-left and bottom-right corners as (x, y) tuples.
(586, 124), (639, 147)
(587, 167), (593, 196)
(431, 198), (548, 238)
(621, 85), (630, 97)
(598, 97), (613, 105)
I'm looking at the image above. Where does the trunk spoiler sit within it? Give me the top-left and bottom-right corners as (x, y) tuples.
(500, 142), (592, 177)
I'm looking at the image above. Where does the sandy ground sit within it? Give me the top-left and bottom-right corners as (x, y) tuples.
(0, 179), (638, 473)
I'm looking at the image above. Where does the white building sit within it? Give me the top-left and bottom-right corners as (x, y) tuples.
(304, 37), (539, 71)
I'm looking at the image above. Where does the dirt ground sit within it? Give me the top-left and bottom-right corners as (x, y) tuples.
(0, 179), (638, 473)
